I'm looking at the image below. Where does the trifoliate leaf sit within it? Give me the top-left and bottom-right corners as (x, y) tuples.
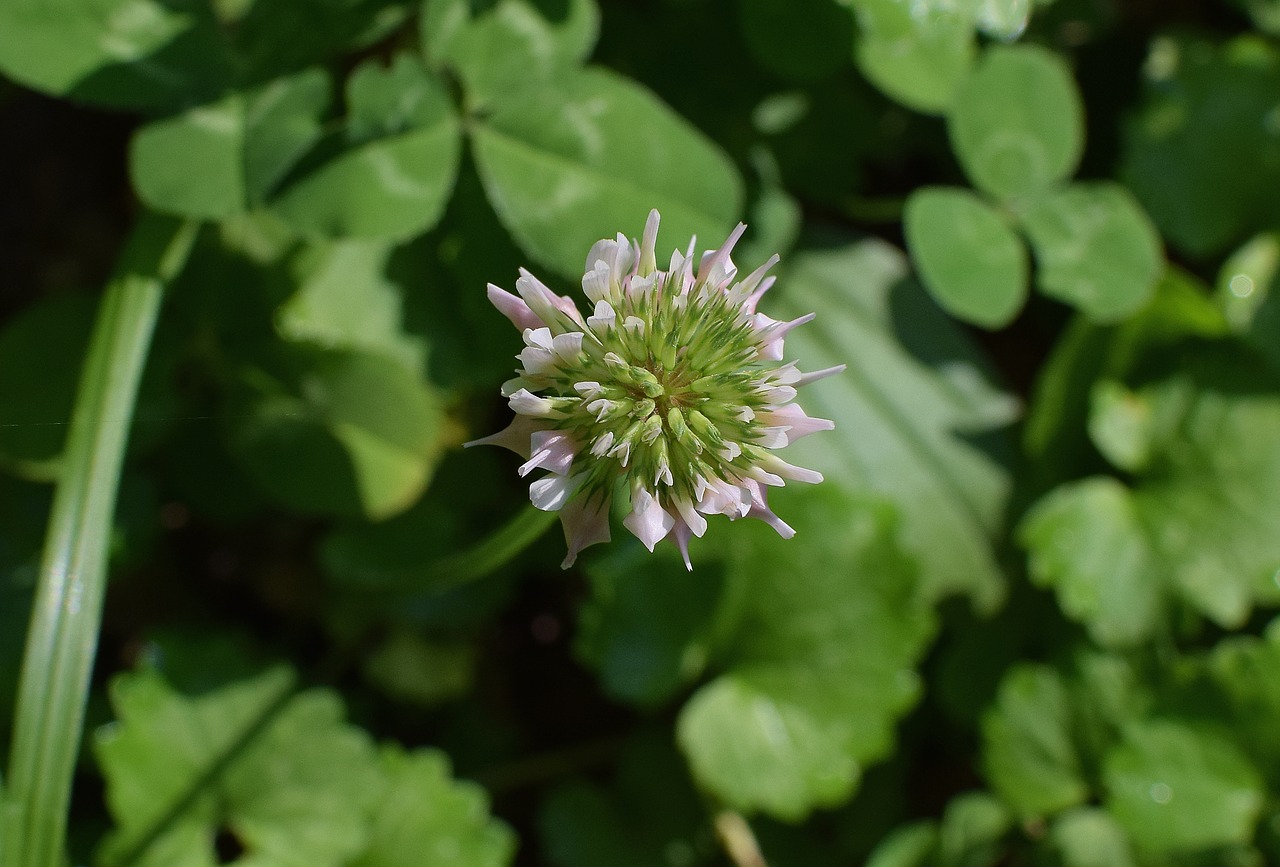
(676, 491), (936, 820)
(777, 237), (1016, 609)
(471, 68), (743, 278)
(349, 747), (515, 867)
(130, 68), (331, 219)
(982, 665), (1089, 818)
(95, 667), (382, 867)
(1103, 720), (1264, 855)
(948, 45), (1084, 201)
(422, 0), (599, 106)
(904, 186), (1028, 328)
(272, 56), (461, 241)
(1021, 183), (1164, 323)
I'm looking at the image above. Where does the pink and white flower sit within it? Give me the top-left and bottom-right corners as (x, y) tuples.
(468, 210), (840, 569)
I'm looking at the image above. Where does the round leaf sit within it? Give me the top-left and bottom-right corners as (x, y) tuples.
(904, 186), (1028, 328)
(854, 0), (976, 114)
(1022, 183), (1164, 323)
(470, 68), (744, 277)
(948, 45), (1084, 200)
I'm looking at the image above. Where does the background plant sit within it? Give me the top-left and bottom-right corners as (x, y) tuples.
(1, 0), (1279, 865)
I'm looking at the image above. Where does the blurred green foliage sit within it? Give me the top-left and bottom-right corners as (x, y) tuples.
(3, 0), (1280, 865)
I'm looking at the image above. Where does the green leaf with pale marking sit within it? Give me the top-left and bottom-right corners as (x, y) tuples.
(276, 239), (428, 373)
(130, 68), (331, 219)
(676, 492), (935, 820)
(1022, 183), (1164, 323)
(422, 0), (599, 105)
(272, 55), (461, 241)
(0, 0), (231, 111)
(470, 68), (743, 277)
(226, 347), (444, 520)
(775, 238), (1016, 609)
(95, 667), (382, 867)
(349, 747), (515, 867)
(1103, 720), (1264, 855)
(854, 0), (975, 114)
(948, 45), (1083, 200)
(982, 666), (1089, 818)
(904, 186), (1028, 328)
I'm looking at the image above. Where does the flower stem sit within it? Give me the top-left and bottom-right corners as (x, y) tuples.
(3, 214), (198, 867)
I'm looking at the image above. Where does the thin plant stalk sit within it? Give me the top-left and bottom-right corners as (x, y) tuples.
(3, 215), (198, 867)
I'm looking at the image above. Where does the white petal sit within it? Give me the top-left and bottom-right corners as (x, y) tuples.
(797, 364), (846, 386)
(509, 388), (558, 417)
(623, 486), (675, 551)
(759, 404), (835, 445)
(673, 496), (708, 537)
(519, 430), (577, 477)
(761, 454), (824, 484)
(529, 472), (583, 511)
(463, 415), (542, 459)
(639, 209), (661, 275)
(587, 300), (616, 332)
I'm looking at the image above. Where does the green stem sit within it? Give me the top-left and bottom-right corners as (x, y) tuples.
(3, 214), (198, 867)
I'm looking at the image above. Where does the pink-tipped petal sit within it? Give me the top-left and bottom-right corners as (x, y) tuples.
(759, 404), (836, 445)
(797, 364), (846, 386)
(488, 284), (544, 332)
(529, 472), (583, 511)
(697, 222), (747, 286)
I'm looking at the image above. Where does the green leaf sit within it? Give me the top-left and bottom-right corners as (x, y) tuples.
(676, 492), (936, 820)
(470, 67), (744, 277)
(1216, 233), (1278, 333)
(1019, 478), (1163, 648)
(853, 0), (976, 114)
(1205, 631), (1280, 779)
(0, 0), (231, 111)
(0, 294), (96, 477)
(982, 666), (1089, 818)
(1023, 348), (1280, 635)
(776, 237), (1016, 609)
(95, 667), (382, 867)
(226, 348), (444, 520)
(130, 68), (331, 219)
(1087, 380), (1156, 473)
(349, 747), (515, 867)
(422, 0), (600, 105)
(229, 0), (415, 81)
(1121, 36), (1280, 257)
(948, 45), (1084, 201)
(865, 822), (937, 867)
(1021, 183), (1164, 323)
(272, 56), (461, 241)
(1048, 808), (1137, 867)
(904, 187), (1028, 328)
(935, 792), (1012, 867)
(577, 547), (726, 707)
(1103, 720), (1264, 855)
(276, 239), (429, 373)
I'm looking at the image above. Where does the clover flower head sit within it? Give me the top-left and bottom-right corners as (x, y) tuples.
(469, 210), (842, 570)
